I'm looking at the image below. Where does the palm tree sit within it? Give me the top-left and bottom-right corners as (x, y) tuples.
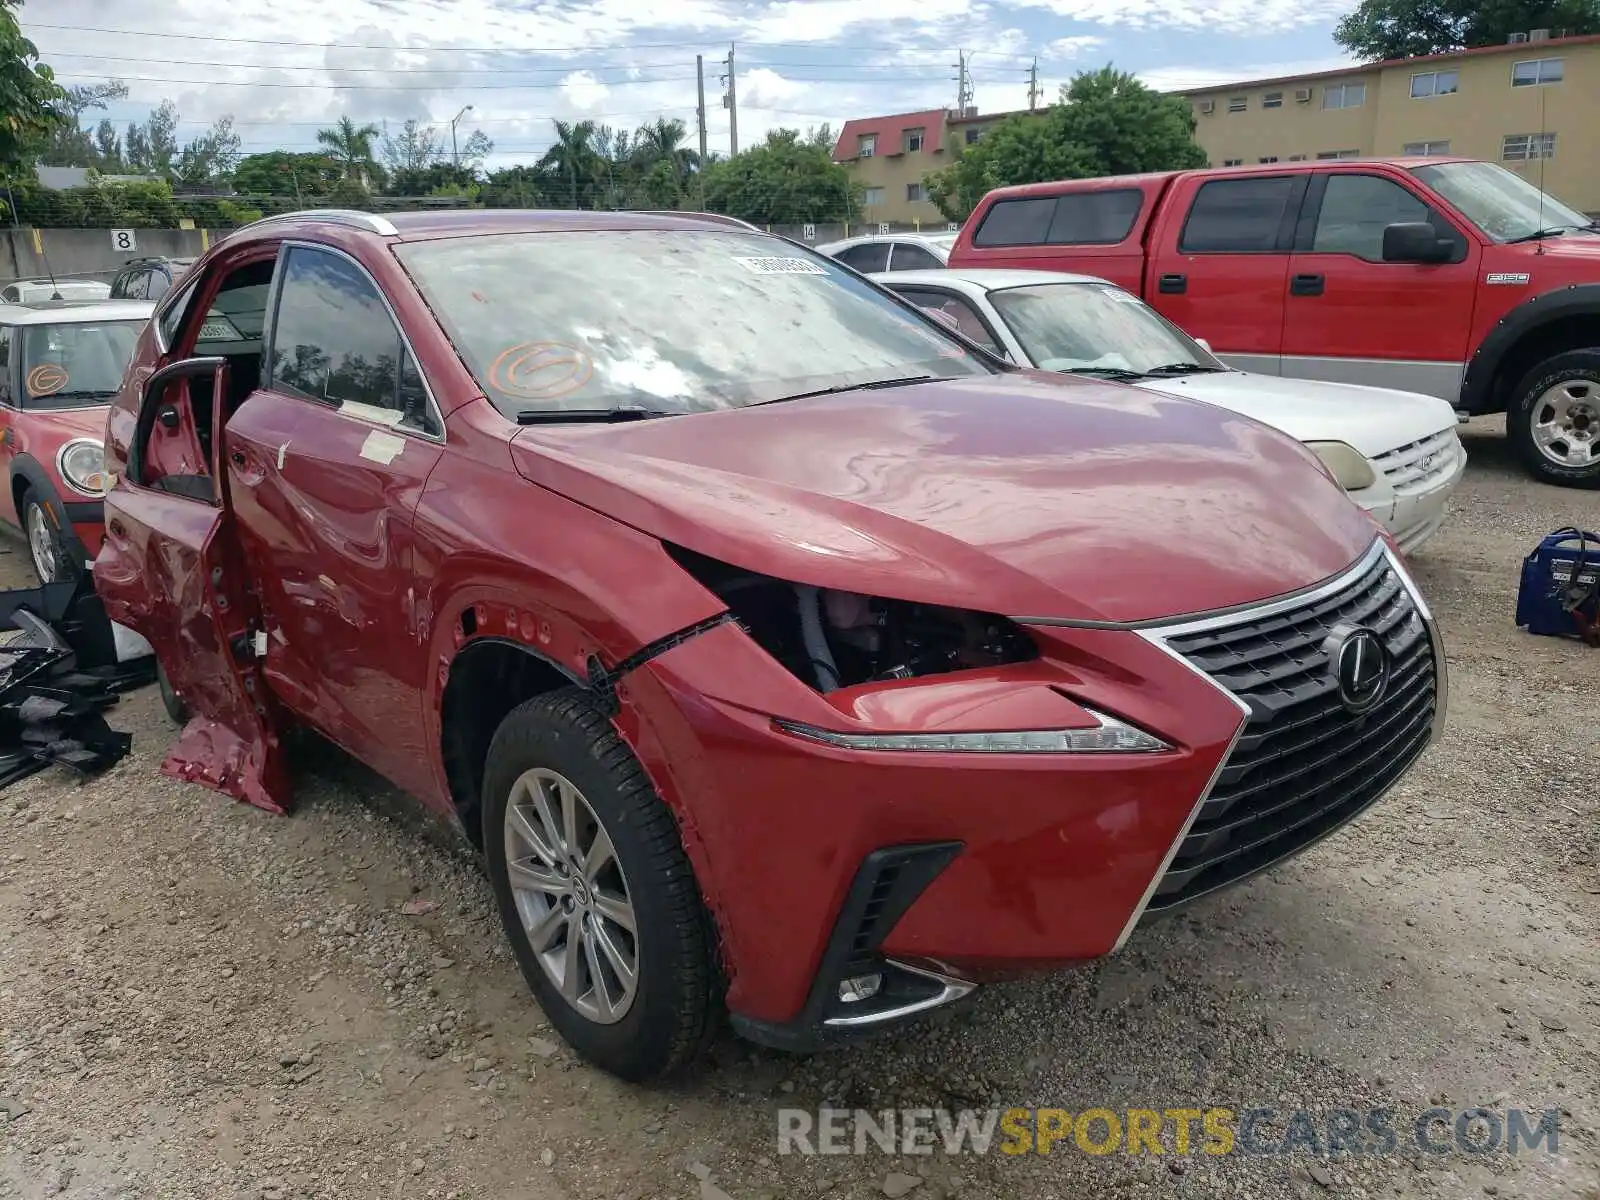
(538, 119), (600, 209)
(316, 117), (382, 188)
(634, 117), (698, 198)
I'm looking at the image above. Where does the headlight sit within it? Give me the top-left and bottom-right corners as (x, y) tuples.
(774, 707), (1170, 754)
(1306, 441), (1377, 491)
(57, 438), (108, 497)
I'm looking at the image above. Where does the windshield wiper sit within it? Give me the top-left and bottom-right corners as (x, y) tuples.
(1504, 227), (1573, 244)
(31, 388), (119, 401)
(515, 406), (679, 425)
(1142, 362), (1229, 376)
(758, 374), (939, 406)
(1061, 366), (1146, 382)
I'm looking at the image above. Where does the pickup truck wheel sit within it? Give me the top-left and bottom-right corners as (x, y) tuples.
(481, 689), (719, 1081)
(1510, 351), (1600, 488)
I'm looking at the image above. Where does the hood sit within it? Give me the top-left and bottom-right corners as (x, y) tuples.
(1131, 371), (1458, 458)
(509, 372), (1378, 625)
(26, 404), (111, 443)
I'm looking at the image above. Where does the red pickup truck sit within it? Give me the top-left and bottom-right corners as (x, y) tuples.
(947, 158), (1600, 488)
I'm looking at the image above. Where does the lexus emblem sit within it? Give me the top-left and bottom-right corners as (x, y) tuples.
(1324, 623), (1389, 713)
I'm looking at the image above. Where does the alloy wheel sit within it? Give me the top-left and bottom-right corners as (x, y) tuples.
(502, 767), (639, 1024)
(26, 503), (57, 584)
(1531, 379), (1600, 470)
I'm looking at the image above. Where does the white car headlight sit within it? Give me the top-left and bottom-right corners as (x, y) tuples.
(57, 438), (108, 497)
(774, 707), (1170, 754)
(1306, 441), (1377, 491)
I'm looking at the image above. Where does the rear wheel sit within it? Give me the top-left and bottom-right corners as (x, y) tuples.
(1510, 350), (1600, 488)
(21, 487), (79, 585)
(156, 660), (188, 726)
(481, 689), (719, 1081)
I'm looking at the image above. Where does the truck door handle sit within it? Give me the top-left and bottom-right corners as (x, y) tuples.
(1290, 273), (1325, 296)
(1158, 273), (1187, 294)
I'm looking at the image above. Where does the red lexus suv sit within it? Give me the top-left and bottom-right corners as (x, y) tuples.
(94, 209), (1446, 1080)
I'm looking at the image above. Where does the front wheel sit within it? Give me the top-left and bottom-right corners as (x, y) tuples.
(1509, 351), (1600, 488)
(481, 689), (719, 1081)
(21, 487), (79, 585)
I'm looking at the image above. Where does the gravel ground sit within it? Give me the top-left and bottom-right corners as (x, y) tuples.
(1, 416), (1597, 1200)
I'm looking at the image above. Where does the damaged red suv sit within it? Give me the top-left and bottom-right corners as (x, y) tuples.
(95, 209), (1446, 1081)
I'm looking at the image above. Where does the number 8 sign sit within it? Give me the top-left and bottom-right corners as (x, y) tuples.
(111, 229), (137, 253)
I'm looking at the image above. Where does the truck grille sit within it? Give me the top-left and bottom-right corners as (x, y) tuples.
(1145, 551), (1436, 913)
(1373, 429), (1459, 495)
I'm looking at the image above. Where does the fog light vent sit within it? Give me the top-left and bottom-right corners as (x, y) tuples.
(837, 973), (883, 1003)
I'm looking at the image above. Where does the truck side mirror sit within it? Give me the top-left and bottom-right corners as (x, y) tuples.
(1382, 222), (1453, 264)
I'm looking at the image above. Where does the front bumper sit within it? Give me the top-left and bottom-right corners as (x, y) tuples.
(1352, 431), (1468, 555)
(627, 542), (1444, 1048)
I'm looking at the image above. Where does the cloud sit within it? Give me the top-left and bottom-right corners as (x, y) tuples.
(560, 71), (612, 111)
(740, 68), (806, 107)
(1007, 0), (1350, 34)
(1136, 56), (1359, 91)
(1045, 36), (1108, 60)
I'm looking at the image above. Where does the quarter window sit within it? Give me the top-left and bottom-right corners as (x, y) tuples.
(1179, 176), (1299, 253)
(1410, 70), (1459, 98)
(1322, 82), (1366, 109)
(888, 244), (944, 271)
(269, 246), (437, 435)
(972, 189), (1143, 248)
(1512, 58), (1563, 86)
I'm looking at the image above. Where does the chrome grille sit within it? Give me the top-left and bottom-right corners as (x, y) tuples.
(1145, 550), (1436, 913)
(1374, 429), (1459, 495)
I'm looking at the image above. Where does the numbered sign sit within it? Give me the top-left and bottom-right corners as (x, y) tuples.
(877, 223), (890, 236)
(111, 228), (137, 252)
(802, 223), (816, 241)
(946, 222), (959, 232)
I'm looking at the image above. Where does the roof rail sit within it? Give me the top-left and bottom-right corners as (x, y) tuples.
(240, 208), (400, 236)
(631, 209), (762, 233)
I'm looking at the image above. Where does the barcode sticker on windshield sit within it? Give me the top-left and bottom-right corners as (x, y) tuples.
(1102, 287), (1142, 303)
(734, 256), (828, 275)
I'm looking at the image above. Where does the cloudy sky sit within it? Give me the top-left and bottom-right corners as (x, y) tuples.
(25, 0), (1359, 172)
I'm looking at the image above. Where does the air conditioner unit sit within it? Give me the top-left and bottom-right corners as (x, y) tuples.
(1509, 30), (1529, 42)
(1530, 27), (1551, 39)
(1198, 99), (1215, 113)
(1294, 88), (1313, 102)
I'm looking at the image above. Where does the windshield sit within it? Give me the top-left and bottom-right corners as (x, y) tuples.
(394, 229), (988, 417)
(1412, 161), (1591, 242)
(20, 319), (143, 409)
(988, 282), (1217, 375)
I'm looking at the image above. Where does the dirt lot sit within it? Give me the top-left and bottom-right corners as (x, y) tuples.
(1, 416), (1597, 1200)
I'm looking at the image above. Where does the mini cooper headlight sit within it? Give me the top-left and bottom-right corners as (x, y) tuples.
(1306, 441), (1377, 491)
(775, 707), (1170, 753)
(57, 438), (108, 497)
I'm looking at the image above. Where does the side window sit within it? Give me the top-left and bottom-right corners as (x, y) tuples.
(972, 198), (1055, 247)
(0, 286), (15, 304)
(0, 327), (11, 405)
(269, 246), (438, 435)
(1180, 176), (1299, 253)
(158, 280), (198, 350)
(113, 269), (146, 300)
(837, 243), (890, 273)
(1044, 190), (1143, 245)
(1310, 173), (1461, 262)
(894, 288), (1002, 354)
(888, 243), (944, 271)
(147, 269), (173, 302)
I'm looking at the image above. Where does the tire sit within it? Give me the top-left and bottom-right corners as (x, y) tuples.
(21, 487), (79, 585)
(156, 660), (188, 726)
(481, 689), (719, 1081)
(1509, 350), (1600, 488)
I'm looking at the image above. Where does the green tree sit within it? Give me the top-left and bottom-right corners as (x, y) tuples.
(175, 116), (241, 183)
(316, 116), (383, 188)
(700, 128), (858, 225)
(480, 163), (553, 208)
(1334, 0), (1600, 59)
(0, 0), (66, 174)
(539, 118), (601, 208)
(124, 99), (180, 175)
(232, 150), (343, 197)
(923, 66), (1206, 221)
(37, 80), (128, 167)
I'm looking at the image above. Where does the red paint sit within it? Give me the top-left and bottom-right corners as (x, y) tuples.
(830, 109), (946, 161)
(0, 402), (109, 553)
(99, 210), (1383, 1029)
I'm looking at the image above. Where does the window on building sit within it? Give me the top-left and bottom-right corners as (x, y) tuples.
(1223, 158), (1244, 166)
(1316, 149), (1362, 159)
(1403, 140), (1451, 155)
(1259, 156), (1279, 163)
(862, 186), (885, 206)
(858, 134), (877, 157)
(973, 189), (1144, 248)
(1263, 92), (1284, 108)
(1288, 153), (1308, 161)
(1502, 132), (1556, 161)
(1410, 70), (1459, 98)
(1512, 58), (1563, 86)
(1227, 96), (1247, 112)
(906, 182), (927, 203)
(1179, 176), (1298, 253)
(964, 127), (984, 144)
(1322, 82), (1366, 109)
(903, 127), (925, 153)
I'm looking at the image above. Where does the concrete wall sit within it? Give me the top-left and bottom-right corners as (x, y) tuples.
(0, 226), (216, 286)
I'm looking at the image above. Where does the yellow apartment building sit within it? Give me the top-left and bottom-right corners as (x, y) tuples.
(1185, 32), (1600, 211)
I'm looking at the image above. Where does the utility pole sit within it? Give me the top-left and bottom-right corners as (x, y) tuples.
(450, 104), (474, 170)
(696, 54), (709, 207)
(953, 50), (973, 116)
(1028, 58), (1040, 110)
(721, 44), (738, 156)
